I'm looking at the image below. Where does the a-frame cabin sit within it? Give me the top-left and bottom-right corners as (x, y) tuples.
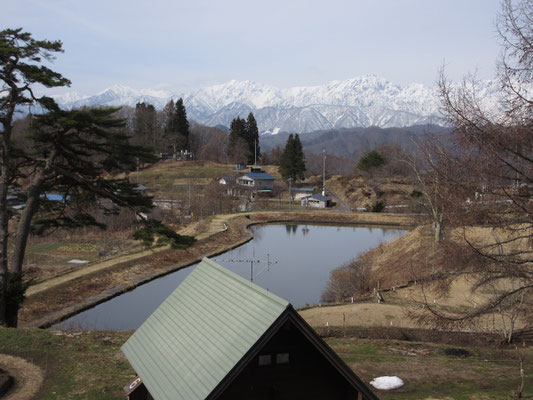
(122, 258), (378, 400)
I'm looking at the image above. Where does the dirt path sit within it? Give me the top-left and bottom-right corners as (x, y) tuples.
(0, 354), (43, 400)
(327, 189), (352, 212)
(26, 246), (171, 297)
(25, 215), (233, 297)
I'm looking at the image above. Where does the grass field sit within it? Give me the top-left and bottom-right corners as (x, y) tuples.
(128, 160), (235, 198)
(0, 328), (530, 399)
(21, 230), (142, 283)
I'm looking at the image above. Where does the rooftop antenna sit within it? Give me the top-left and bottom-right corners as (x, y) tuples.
(218, 252), (278, 282)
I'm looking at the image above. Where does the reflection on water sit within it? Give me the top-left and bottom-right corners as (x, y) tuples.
(52, 223), (407, 331)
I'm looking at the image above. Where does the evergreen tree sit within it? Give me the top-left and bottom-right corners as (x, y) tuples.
(0, 28), (157, 326)
(227, 113), (260, 164)
(227, 117), (249, 163)
(246, 112), (260, 164)
(162, 100), (175, 132)
(293, 134), (306, 180)
(357, 150), (387, 172)
(279, 134), (306, 181)
(165, 98), (190, 156)
(133, 102), (159, 150)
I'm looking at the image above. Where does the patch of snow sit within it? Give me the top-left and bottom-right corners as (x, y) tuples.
(68, 259), (89, 264)
(370, 376), (404, 390)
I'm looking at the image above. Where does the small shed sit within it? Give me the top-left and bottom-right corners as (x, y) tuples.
(121, 258), (378, 400)
(291, 187), (314, 201)
(302, 193), (332, 208)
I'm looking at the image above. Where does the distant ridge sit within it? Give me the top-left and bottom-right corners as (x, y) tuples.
(51, 76), (503, 134)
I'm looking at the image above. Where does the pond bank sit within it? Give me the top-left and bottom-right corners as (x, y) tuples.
(22, 211), (415, 328)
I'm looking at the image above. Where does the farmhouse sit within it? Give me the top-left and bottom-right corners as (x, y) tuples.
(236, 166), (276, 191)
(122, 258), (378, 400)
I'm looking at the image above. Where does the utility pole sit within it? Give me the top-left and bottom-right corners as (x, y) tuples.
(254, 140), (257, 165)
(137, 157), (140, 183)
(288, 177), (293, 210)
(322, 149), (326, 196)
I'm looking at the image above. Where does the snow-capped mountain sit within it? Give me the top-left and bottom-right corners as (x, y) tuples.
(52, 76), (503, 134)
(53, 85), (176, 110)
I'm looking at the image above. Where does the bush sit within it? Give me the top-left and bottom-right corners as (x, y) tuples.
(357, 150), (387, 172)
(321, 258), (372, 303)
(133, 219), (196, 249)
(517, 185), (530, 198)
(372, 201), (385, 212)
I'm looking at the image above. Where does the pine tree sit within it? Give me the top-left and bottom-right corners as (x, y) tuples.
(162, 100), (175, 132)
(0, 28), (157, 326)
(227, 113), (260, 164)
(293, 134), (306, 180)
(227, 117), (249, 163)
(165, 98), (190, 156)
(279, 134), (306, 181)
(279, 134), (295, 181)
(357, 150), (386, 172)
(246, 112), (260, 164)
(133, 102), (159, 150)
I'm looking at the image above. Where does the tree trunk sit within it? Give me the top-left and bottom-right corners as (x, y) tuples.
(6, 175), (45, 328)
(434, 221), (441, 243)
(0, 130), (12, 326)
(10, 175), (44, 275)
(0, 89), (17, 327)
(0, 177), (9, 327)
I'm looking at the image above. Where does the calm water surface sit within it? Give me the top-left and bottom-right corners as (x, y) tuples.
(53, 223), (407, 330)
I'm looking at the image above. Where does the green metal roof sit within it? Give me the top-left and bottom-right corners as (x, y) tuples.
(121, 258), (289, 400)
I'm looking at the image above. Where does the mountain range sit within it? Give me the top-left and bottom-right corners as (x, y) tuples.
(52, 76), (502, 134)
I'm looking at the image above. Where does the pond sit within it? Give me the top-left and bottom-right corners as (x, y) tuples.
(52, 223), (407, 331)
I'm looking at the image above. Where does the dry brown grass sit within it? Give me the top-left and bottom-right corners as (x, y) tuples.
(21, 228), (142, 282)
(309, 223), (532, 333)
(300, 303), (419, 329)
(326, 175), (414, 210)
(0, 354), (43, 400)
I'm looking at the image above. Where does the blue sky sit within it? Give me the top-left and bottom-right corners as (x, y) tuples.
(4, 0), (503, 95)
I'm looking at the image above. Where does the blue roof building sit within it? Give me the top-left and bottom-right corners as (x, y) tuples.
(237, 167), (276, 191)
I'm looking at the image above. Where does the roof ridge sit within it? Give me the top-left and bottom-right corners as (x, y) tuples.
(200, 257), (289, 308)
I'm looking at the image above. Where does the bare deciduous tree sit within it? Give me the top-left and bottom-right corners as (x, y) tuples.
(412, 2), (533, 366)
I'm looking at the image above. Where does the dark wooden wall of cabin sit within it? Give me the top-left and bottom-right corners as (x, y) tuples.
(126, 382), (153, 400)
(218, 321), (363, 400)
